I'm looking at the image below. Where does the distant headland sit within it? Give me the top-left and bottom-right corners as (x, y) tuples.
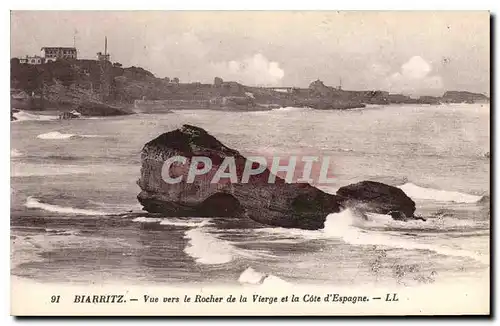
(10, 58), (490, 118)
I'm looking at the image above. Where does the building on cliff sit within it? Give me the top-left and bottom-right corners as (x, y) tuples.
(41, 47), (78, 62)
(19, 55), (44, 65)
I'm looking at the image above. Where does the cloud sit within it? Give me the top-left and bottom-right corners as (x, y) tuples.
(210, 53), (285, 86)
(385, 56), (443, 96)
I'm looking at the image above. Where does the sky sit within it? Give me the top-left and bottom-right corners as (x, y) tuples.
(11, 11), (490, 96)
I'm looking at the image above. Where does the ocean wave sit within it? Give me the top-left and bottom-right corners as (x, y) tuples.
(12, 111), (58, 122)
(256, 209), (488, 264)
(184, 227), (273, 265)
(132, 216), (245, 264)
(11, 163), (93, 177)
(37, 131), (105, 140)
(11, 149), (23, 157)
(238, 267), (267, 284)
(183, 228), (235, 264)
(271, 106), (312, 112)
(37, 131), (75, 140)
(132, 217), (163, 223)
(399, 183), (483, 203)
(238, 267), (291, 286)
(364, 212), (485, 230)
(323, 209), (489, 264)
(45, 228), (81, 236)
(25, 197), (107, 216)
(131, 217), (212, 228)
(160, 219), (212, 227)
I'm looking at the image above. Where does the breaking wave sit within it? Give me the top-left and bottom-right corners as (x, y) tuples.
(399, 183), (484, 203)
(11, 149), (23, 157)
(184, 227), (273, 265)
(238, 267), (291, 286)
(160, 219), (212, 227)
(37, 131), (105, 140)
(322, 209), (489, 264)
(37, 132), (75, 140)
(271, 106), (312, 112)
(11, 163), (94, 177)
(256, 208), (488, 264)
(131, 217), (212, 228)
(183, 228), (235, 265)
(132, 217), (163, 223)
(12, 111), (58, 122)
(25, 197), (107, 216)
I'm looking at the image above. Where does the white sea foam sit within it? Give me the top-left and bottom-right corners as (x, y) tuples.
(131, 216), (243, 264)
(45, 228), (81, 236)
(238, 267), (291, 286)
(184, 227), (273, 265)
(11, 149), (23, 157)
(364, 212), (485, 230)
(11, 163), (92, 177)
(261, 274), (292, 287)
(399, 182), (483, 203)
(132, 217), (163, 223)
(12, 111), (58, 122)
(131, 217), (212, 227)
(183, 228), (235, 264)
(37, 131), (105, 140)
(159, 219), (212, 227)
(271, 106), (311, 112)
(25, 197), (107, 216)
(323, 209), (489, 264)
(238, 267), (266, 284)
(37, 131), (75, 140)
(256, 208), (488, 264)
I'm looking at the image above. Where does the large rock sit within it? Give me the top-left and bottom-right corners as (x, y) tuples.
(336, 181), (416, 220)
(137, 124), (343, 230)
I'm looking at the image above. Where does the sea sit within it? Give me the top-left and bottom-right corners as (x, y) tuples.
(10, 104), (490, 288)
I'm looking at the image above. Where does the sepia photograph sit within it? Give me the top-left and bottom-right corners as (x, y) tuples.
(9, 10), (490, 316)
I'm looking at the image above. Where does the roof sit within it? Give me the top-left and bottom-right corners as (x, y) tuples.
(40, 47), (77, 51)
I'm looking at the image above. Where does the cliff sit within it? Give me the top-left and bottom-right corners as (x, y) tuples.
(10, 58), (489, 114)
(442, 91), (490, 104)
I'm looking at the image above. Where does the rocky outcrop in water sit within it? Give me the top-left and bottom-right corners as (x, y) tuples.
(11, 108), (19, 121)
(137, 124), (343, 230)
(336, 181), (416, 220)
(137, 125), (422, 229)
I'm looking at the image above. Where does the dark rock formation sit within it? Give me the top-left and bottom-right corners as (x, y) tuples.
(418, 96), (442, 105)
(137, 125), (424, 229)
(336, 181), (416, 220)
(10, 108), (19, 121)
(137, 124), (343, 230)
(58, 110), (81, 120)
(442, 91), (489, 104)
(75, 102), (133, 116)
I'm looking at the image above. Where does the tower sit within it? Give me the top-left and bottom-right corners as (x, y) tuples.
(98, 36), (112, 101)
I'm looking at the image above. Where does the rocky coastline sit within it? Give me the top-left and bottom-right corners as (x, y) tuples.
(11, 59), (489, 116)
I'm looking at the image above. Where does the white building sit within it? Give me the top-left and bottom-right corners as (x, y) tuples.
(41, 47), (77, 62)
(19, 55), (44, 65)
